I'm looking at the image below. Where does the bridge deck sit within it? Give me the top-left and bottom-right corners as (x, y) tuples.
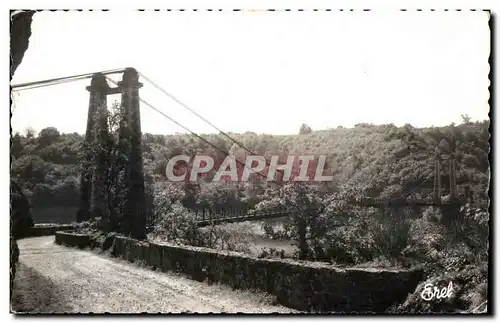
(196, 212), (294, 227)
(145, 197), (464, 229)
(190, 198), (462, 226)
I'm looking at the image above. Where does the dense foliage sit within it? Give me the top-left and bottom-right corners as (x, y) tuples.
(12, 118), (489, 218)
(11, 117), (490, 312)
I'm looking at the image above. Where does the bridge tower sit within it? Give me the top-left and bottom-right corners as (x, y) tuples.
(77, 68), (147, 240)
(433, 152), (441, 204)
(77, 73), (110, 223)
(433, 152), (458, 204)
(449, 153), (457, 200)
(432, 152), (461, 226)
(118, 68), (147, 240)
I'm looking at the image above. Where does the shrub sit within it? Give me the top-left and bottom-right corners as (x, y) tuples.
(197, 223), (252, 253)
(73, 217), (103, 235)
(261, 220), (296, 241)
(150, 190), (253, 253)
(11, 179), (34, 239)
(310, 222), (375, 264)
(368, 207), (415, 260)
(149, 202), (199, 246)
(262, 223), (274, 239)
(258, 247), (287, 259)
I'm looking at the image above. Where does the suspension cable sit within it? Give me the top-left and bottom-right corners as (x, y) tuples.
(11, 68), (127, 90)
(11, 74), (92, 92)
(138, 73), (254, 154)
(105, 76), (274, 183)
(138, 72), (287, 178)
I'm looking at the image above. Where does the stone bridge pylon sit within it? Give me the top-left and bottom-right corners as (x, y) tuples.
(77, 68), (147, 240)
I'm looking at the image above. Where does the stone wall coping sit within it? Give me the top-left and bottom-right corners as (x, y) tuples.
(55, 231), (90, 237)
(55, 232), (420, 275)
(116, 235), (418, 274)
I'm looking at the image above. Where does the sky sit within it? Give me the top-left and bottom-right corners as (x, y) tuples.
(10, 10), (490, 136)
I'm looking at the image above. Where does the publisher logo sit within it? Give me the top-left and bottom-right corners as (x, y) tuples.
(420, 281), (454, 301)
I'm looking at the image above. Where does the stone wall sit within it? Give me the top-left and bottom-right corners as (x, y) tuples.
(54, 231), (91, 249)
(56, 232), (422, 313)
(20, 224), (75, 238)
(54, 232), (422, 312)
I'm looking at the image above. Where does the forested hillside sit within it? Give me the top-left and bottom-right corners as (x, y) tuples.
(11, 118), (490, 223)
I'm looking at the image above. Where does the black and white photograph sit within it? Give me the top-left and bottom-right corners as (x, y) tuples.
(9, 8), (491, 314)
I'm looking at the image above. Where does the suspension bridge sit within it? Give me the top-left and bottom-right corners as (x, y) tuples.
(191, 155), (466, 227)
(11, 67), (467, 236)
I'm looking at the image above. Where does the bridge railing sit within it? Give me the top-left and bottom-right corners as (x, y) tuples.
(146, 189), (466, 228)
(193, 204), (252, 221)
(147, 203), (294, 227)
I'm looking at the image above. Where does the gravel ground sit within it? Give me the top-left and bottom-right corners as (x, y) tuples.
(11, 236), (296, 314)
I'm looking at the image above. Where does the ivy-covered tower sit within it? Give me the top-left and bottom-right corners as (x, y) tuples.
(78, 68), (147, 240)
(78, 73), (110, 223)
(118, 68), (147, 240)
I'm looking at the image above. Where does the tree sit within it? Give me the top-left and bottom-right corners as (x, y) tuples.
(38, 127), (61, 148)
(299, 123), (313, 135)
(461, 114), (472, 124)
(23, 126), (36, 140)
(255, 182), (334, 260)
(10, 132), (23, 159)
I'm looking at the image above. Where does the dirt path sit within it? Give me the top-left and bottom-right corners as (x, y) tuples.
(11, 236), (295, 314)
